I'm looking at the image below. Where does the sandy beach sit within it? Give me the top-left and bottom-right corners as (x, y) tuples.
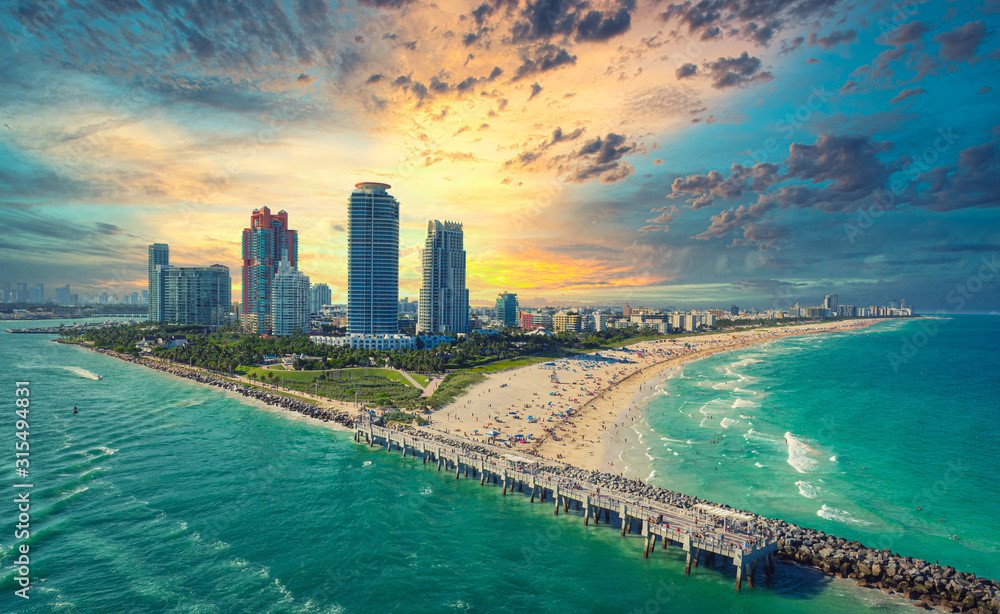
(428, 319), (883, 472)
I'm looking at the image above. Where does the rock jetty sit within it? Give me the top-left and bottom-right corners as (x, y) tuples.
(85, 347), (356, 429)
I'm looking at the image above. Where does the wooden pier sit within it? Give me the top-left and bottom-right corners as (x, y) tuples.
(355, 420), (778, 591)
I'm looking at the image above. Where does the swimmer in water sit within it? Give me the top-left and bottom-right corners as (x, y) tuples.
(73, 406), (79, 414)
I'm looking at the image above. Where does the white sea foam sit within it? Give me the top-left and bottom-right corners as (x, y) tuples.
(63, 366), (101, 380)
(362, 461), (372, 467)
(829, 455), (838, 462)
(754, 462), (765, 468)
(817, 504), (872, 526)
(731, 398), (756, 409)
(785, 432), (819, 473)
(795, 480), (819, 499)
(97, 446), (118, 456)
(720, 418), (738, 429)
(420, 487), (433, 496)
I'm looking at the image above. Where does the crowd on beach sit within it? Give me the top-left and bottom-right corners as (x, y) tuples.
(431, 320), (878, 462)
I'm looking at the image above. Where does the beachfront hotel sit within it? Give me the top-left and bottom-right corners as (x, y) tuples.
(417, 220), (470, 334)
(347, 182), (399, 335)
(147, 243), (169, 321)
(271, 250), (311, 336)
(242, 206), (298, 334)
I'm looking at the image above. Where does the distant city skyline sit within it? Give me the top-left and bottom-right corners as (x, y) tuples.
(1, 2), (997, 311)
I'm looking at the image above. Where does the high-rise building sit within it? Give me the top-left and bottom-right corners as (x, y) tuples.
(157, 265), (231, 326)
(823, 294), (839, 311)
(310, 283), (332, 315)
(552, 310), (582, 333)
(148, 243), (169, 321)
(54, 285), (71, 305)
(495, 292), (518, 327)
(593, 312), (607, 332)
(242, 207), (298, 333)
(347, 182), (399, 335)
(520, 311), (534, 330)
(271, 251), (311, 336)
(417, 220), (469, 334)
(30, 283), (44, 304)
(1, 281), (10, 302)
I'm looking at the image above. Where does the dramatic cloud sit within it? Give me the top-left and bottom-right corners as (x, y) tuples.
(909, 142), (1000, 211)
(514, 44), (577, 79)
(659, 0), (842, 46)
(808, 29), (857, 49)
(703, 52), (773, 89)
(509, 0), (636, 43)
(934, 21), (987, 61)
(669, 163), (781, 208)
(884, 21), (929, 46)
(679, 134), (899, 241)
(675, 62), (698, 79)
(890, 87), (927, 104)
(567, 132), (636, 183)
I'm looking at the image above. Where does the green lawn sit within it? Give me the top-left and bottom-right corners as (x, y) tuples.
(237, 366), (427, 407)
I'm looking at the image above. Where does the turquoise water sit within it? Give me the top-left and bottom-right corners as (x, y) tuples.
(0, 318), (932, 612)
(622, 315), (1000, 580)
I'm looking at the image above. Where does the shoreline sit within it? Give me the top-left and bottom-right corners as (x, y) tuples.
(428, 319), (887, 472)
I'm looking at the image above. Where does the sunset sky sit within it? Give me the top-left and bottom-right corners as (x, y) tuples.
(1, 0), (998, 311)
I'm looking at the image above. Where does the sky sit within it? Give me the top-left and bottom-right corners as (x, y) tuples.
(1, 0), (998, 312)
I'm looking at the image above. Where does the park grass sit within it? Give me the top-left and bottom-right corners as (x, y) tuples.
(240, 366), (425, 390)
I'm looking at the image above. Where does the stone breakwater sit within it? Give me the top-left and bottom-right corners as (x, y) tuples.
(408, 427), (1000, 613)
(83, 346), (356, 430)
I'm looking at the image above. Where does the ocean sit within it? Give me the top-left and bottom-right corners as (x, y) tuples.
(619, 315), (1000, 582)
(1, 317), (982, 613)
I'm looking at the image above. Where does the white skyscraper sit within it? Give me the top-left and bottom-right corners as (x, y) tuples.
(271, 251), (310, 336)
(417, 220), (469, 334)
(348, 182), (399, 335)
